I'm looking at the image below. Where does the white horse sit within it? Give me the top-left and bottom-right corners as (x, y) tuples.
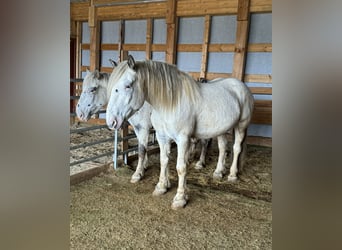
(106, 56), (254, 209)
(76, 68), (211, 183)
(76, 69), (152, 183)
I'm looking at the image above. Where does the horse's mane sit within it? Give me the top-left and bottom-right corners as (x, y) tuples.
(108, 59), (201, 110)
(84, 71), (110, 88)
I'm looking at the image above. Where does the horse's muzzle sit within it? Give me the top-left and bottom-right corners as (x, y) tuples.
(107, 116), (123, 130)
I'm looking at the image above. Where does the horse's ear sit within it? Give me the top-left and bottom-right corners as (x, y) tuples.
(109, 59), (117, 68)
(86, 68), (90, 74)
(127, 55), (136, 70)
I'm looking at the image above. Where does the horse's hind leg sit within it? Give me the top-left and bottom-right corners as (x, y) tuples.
(152, 132), (171, 196)
(195, 139), (210, 169)
(228, 126), (247, 182)
(213, 135), (228, 179)
(131, 128), (149, 183)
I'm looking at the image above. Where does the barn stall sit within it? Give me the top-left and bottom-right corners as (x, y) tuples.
(70, 0), (272, 248)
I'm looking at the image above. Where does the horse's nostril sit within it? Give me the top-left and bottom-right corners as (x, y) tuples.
(87, 104), (91, 107)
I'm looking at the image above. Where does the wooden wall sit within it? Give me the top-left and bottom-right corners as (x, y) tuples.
(71, 0), (272, 146)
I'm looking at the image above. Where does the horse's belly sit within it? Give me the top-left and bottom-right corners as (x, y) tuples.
(194, 111), (239, 139)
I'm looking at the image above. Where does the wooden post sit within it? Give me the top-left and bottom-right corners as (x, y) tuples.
(232, 0), (250, 81)
(75, 21), (82, 78)
(118, 20), (125, 62)
(119, 52), (129, 162)
(89, 4), (100, 71)
(146, 18), (153, 60)
(200, 15), (211, 80)
(165, 0), (177, 64)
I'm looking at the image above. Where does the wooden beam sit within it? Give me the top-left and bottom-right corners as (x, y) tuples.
(75, 21), (82, 78)
(70, 162), (110, 185)
(200, 15), (211, 79)
(165, 0), (177, 64)
(118, 20), (125, 61)
(146, 18), (153, 60)
(89, 5), (100, 71)
(232, 0), (250, 81)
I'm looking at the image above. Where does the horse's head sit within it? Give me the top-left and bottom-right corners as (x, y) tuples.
(76, 69), (108, 121)
(106, 55), (145, 130)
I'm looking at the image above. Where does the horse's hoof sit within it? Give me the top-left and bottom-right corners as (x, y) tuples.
(171, 196), (188, 210)
(152, 186), (167, 196)
(130, 173), (142, 183)
(228, 175), (238, 182)
(213, 171), (223, 179)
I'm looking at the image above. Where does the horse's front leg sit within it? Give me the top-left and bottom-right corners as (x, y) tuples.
(172, 136), (190, 209)
(213, 134), (228, 179)
(152, 132), (171, 196)
(131, 127), (149, 183)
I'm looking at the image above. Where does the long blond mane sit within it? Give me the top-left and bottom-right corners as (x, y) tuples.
(108, 59), (201, 110)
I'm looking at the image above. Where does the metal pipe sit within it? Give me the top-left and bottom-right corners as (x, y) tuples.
(70, 125), (108, 134)
(70, 78), (84, 82)
(113, 129), (118, 169)
(70, 137), (113, 151)
(70, 150), (114, 166)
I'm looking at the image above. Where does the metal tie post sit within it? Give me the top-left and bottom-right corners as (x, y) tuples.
(113, 129), (118, 169)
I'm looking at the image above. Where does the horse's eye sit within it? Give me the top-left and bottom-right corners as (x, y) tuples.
(125, 85), (131, 90)
(90, 87), (97, 93)
(115, 89), (118, 92)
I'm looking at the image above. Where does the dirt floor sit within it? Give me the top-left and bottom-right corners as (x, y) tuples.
(70, 138), (272, 249)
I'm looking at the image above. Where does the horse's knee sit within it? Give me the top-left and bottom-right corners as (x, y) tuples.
(176, 163), (187, 175)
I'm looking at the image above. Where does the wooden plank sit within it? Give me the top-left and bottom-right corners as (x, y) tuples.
(70, 162), (110, 185)
(249, 87), (272, 95)
(232, 0), (250, 81)
(71, 2), (89, 21)
(244, 74), (272, 83)
(70, 0), (271, 21)
(200, 15), (211, 79)
(118, 20), (125, 61)
(248, 43), (272, 52)
(173, 43), (272, 53)
(122, 44), (146, 51)
(177, 44), (202, 52)
(250, 0), (272, 13)
(251, 99), (272, 125)
(177, 0), (238, 16)
(187, 72), (233, 80)
(166, 0), (176, 24)
(101, 44), (119, 50)
(146, 18), (153, 60)
(97, 2), (166, 20)
(165, 0), (177, 64)
(100, 66), (114, 73)
(81, 44), (90, 50)
(208, 44), (235, 52)
(151, 44), (166, 51)
(76, 21), (82, 78)
(89, 6), (100, 71)
(251, 106), (272, 124)
(237, 0), (250, 21)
